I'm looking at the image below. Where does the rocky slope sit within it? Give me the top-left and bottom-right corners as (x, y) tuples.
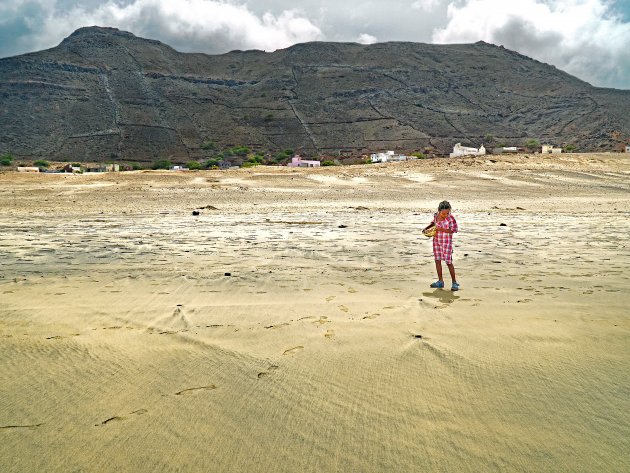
(1, 26), (628, 162)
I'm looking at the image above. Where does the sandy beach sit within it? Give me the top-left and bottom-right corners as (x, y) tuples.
(1, 153), (629, 472)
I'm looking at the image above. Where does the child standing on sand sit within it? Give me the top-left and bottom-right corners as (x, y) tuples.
(427, 200), (460, 291)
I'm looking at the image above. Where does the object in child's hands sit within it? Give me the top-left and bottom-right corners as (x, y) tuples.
(422, 222), (436, 238)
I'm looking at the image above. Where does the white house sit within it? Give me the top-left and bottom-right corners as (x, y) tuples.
(450, 143), (486, 158)
(370, 150), (408, 163)
(542, 144), (562, 154)
(170, 165), (189, 171)
(287, 156), (320, 167)
(625, 145), (630, 153)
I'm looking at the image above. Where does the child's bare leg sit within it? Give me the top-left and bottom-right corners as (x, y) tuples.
(435, 260), (443, 281)
(446, 263), (456, 283)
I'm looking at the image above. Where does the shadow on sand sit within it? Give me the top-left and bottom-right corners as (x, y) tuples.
(422, 289), (460, 305)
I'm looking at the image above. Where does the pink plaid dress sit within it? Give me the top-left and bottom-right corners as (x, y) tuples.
(432, 213), (458, 264)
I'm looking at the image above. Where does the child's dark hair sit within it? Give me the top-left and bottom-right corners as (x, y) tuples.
(438, 200), (451, 211)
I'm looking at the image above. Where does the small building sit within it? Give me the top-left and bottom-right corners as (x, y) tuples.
(450, 143), (486, 158)
(98, 163), (120, 172)
(218, 160), (233, 170)
(370, 150), (409, 163)
(17, 166), (40, 173)
(170, 165), (189, 171)
(491, 146), (520, 154)
(287, 156), (320, 167)
(62, 164), (82, 173)
(542, 145), (562, 154)
(625, 145), (630, 153)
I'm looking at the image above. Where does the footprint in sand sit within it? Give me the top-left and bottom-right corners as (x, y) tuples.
(324, 329), (335, 339)
(96, 409), (147, 426)
(347, 288), (357, 294)
(325, 296), (336, 302)
(313, 316), (329, 326)
(257, 365), (279, 379)
(282, 346), (304, 356)
(264, 323), (290, 330)
(338, 305), (349, 313)
(174, 385), (217, 395)
(0, 423), (43, 430)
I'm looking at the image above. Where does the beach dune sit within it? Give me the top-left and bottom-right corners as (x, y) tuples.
(1, 153), (629, 472)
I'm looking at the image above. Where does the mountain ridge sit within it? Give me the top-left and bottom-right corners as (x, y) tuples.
(1, 26), (628, 162)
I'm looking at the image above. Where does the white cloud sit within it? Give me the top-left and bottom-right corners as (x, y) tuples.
(357, 33), (378, 44)
(1, 0), (628, 88)
(6, 0), (323, 55)
(432, 0), (630, 88)
(412, 0), (442, 12)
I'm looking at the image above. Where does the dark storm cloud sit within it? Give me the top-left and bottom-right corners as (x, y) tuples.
(492, 17), (564, 55)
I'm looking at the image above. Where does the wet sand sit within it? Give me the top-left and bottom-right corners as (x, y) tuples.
(1, 153), (629, 472)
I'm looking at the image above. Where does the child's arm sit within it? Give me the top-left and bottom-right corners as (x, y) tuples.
(436, 217), (458, 233)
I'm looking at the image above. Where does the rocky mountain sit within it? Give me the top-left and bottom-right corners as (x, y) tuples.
(1, 26), (629, 162)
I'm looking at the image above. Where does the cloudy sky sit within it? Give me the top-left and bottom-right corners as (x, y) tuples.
(1, 0), (629, 89)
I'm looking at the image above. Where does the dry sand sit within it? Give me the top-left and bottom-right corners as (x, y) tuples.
(1, 153), (629, 472)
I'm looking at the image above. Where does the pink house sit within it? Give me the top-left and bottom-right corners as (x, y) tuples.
(287, 155), (320, 167)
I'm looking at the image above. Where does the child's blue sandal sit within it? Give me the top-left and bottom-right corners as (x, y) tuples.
(451, 282), (460, 291)
(430, 280), (444, 288)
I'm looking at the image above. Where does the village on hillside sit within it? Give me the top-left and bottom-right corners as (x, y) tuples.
(2, 141), (629, 173)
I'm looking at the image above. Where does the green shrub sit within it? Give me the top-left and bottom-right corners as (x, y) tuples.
(241, 162), (257, 168)
(72, 162), (82, 167)
(274, 150), (292, 163)
(565, 144), (576, 152)
(152, 159), (171, 170)
(412, 152), (426, 159)
(525, 139), (540, 149)
(34, 160), (50, 168)
(247, 154), (264, 164)
(201, 140), (216, 150)
(322, 160), (336, 166)
(204, 158), (220, 168)
(264, 113), (274, 122)
(187, 161), (202, 170)
(231, 146), (250, 156)
(0, 153), (14, 166)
